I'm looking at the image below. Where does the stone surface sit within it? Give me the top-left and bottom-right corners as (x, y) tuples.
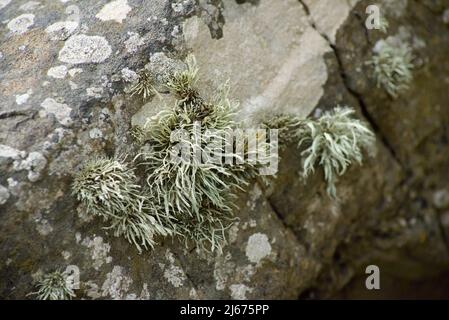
(1, 0), (449, 299)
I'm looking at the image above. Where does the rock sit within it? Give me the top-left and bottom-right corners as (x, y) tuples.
(1, 0), (449, 300)
(180, 0), (331, 125)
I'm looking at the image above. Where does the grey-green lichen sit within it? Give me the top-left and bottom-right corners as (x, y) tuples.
(296, 107), (375, 198)
(73, 55), (263, 254)
(31, 270), (76, 300)
(72, 157), (171, 252)
(367, 41), (414, 98)
(377, 16), (389, 34)
(127, 69), (157, 101)
(166, 54), (200, 103)
(72, 54), (376, 255)
(135, 55), (260, 253)
(261, 114), (301, 147)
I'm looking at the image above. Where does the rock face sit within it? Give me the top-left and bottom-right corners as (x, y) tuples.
(1, 0), (449, 299)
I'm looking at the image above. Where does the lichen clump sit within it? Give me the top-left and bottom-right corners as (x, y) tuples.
(72, 55), (376, 254)
(73, 55), (262, 253)
(127, 69), (157, 101)
(135, 55), (259, 253)
(368, 41), (414, 98)
(72, 157), (171, 252)
(261, 114), (300, 147)
(296, 107), (375, 198)
(166, 55), (201, 104)
(32, 270), (76, 300)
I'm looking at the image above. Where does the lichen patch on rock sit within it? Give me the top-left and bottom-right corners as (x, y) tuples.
(58, 35), (112, 64)
(40, 98), (72, 126)
(96, 0), (131, 23)
(245, 233), (272, 264)
(47, 65), (68, 79)
(81, 236), (113, 270)
(101, 266), (132, 299)
(45, 21), (78, 41)
(7, 13), (35, 34)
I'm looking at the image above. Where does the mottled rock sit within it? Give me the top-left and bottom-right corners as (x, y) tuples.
(1, 0), (449, 300)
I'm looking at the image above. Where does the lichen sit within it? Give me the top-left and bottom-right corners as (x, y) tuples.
(58, 35), (112, 64)
(166, 54), (200, 103)
(378, 16), (389, 34)
(261, 113), (301, 146)
(367, 41), (414, 98)
(72, 55), (270, 254)
(30, 270), (76, 300)
(296, 106), (375, 199)
(134, 55), (261, 253)
(127, 70), (157, 101)
(72, 157), (171, 252)
(245, 233), (272, 264)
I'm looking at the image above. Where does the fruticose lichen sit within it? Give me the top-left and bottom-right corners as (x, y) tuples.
(73, 54), (373, 254)
(72, 157), (171, 252)
(261, 114), (301, 147)
(127, 69), (157, 101)
(134, 55), (261, 253)
(31, 270), (76, 300)
(166, 54), (201, 103)
(296, 107), (375, 198)
(367, 41), (414, 98)
(73, 55), (266, 254)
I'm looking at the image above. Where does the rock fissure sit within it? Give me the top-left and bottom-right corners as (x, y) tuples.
(298, 0), (404, 169)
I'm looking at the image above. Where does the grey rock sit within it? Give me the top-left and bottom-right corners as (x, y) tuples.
(1, 0), (449, 300)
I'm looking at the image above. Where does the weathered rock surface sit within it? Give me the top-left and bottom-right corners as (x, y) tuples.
(1, 0), (449, 299)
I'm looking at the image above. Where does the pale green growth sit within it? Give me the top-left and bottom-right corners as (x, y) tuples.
(367, 42), (414, 98)
(166, 54), (201, 103)
(72, 157), (143, 220)
(130, 125), (146, 145)
(136, 77), (259, 253)
(378, 16), (389, 33)
(72, 157), (171, 252)
(31, 270), (75, 300)
(76, 55), (266, 253)
(262, 114), (301, 146)
(296, 107), (375, 199)
(108, 212), (171, 252)
(128, 70), (157, 101)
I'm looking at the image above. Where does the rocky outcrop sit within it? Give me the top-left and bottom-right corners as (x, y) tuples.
(1, 0), (449, 299)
